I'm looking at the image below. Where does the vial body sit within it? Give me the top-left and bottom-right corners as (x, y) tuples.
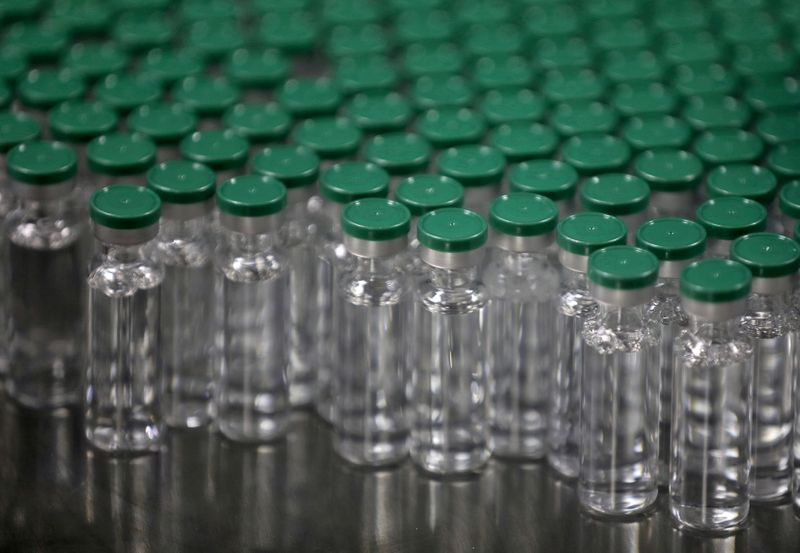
(648, 190), (698, 219)
(86, 242), (164, 452)
(484, 248), (559, 459)
(0, 168), (16, 376)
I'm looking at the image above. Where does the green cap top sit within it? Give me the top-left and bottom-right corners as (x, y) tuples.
(3, 22), (67, 62)
(6, 141), (76, 185)
(402, 42), (464, 77)
(757, 109), (800, 145)
(223, 103), (291, 144)
(113, 10), (174, 53)
(93, 73), (161, 114)
(436, 145), (504, 187)
(508, 160), (578, 202)
(745, 76), (800, 113)
(634, 149), (703, 192)
(635, 217), (707, 261)
(87, 132), (156, 176)
(561, 133), (631, 174)
(411, 74), (475, 111)
(48, 101), (118, 143)
(417, 208), (487, 253)
(325, 23), (388, 58)
(683, 94), (751, 132)
(623, 114), (692, 151)
(216, 175), (287, 218)
(341, 198), (411, 241)
(588, 246), (659, 291)
(63, 42), (128, 80)
(465, 23), (524, 59)
(0, 112), (41, 152)
(612, 81), (678, 117)
(345, 91), (412, 134)
(551, 100), (618, 137)
(542, 67), (606, 103)
(471, 55), (534, 91)
(146, 160), (215, 205)
(90, 185), (161, 230)
(320, 162), (389, 204)
(334, 55), (398, 96)
(479, 88), (545, 126)
(224, 48), (289, 89)
(603, 49), (665, 84)
(394, 174), (464, 216)
(0, 47), (26, 83)
(138, 48), (204, 86)
(0, 82), (10, 111)
(580, 173), (650, 216)
(185, 20), (245, 61)
(251, 145), (319, 188)
(680, 259), (752, 303)
(767, 142), (800, 183)
(172, 76), (240, 117)
(693, 129), (764, 166)
(730, 232), (800, 279)
(54, 0), (113, 35)
(695, 197), (768, 240)
(394, 9), (455, 44)
(291, 117), (361, 160)
(18, 69), (85, 109)
(257, 10), (319, 53)
(277, 77), (341, 117)
(779, 180), (800, 220)
(489, 192), (558, 237)
(179, 129), (249, 171)
(488, 122), (558, 163)
(556, 212), (627, 256)
(363, 133), (431, 176)
(417, 107), (486, 149)
(127, 103), (197, 145)
(707, 165), (777, 204)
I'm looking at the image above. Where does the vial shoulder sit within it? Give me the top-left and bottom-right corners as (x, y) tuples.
(6, 210), (84, 251)
(88, 255), (164, 297)
(152, 232), (214, 269)
(215, 244), (290, 283)
(739, 306), (798, 338)
(645, 294), (689, 327)
(483, 258), (560, 301)
(416, 279), (488, 315)
(338, 270), (409, 307)
(675, 329), (754, 368)
(582, 316), (660, 355)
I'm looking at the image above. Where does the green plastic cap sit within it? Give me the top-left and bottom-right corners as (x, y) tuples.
(417, 208), (488, 253)
(0, 47), (26, 83)
(223, 103), (290, 144)
(707, 164), (777, 204)
(48, 101), (118, 143)
(696, 197), (768, 240)
(730, 232), (800, 279)
(90, 185), (161, 230)
(479, 88), (545, 126)
(334, 55), (398, 96)
(634, 149), (703, 192)
(768, 142), (800, 183)
(93, 73), (161, 114)
(63, 42), (128, 82)
(472, 55), (534, 91)
(635, 217), (707, 261)
(138, 48), (203, 86)
(146, 160), (215, 205)
(363, 133), (431, 176)
(411, 74), (475, 111)
(623, 114), (692, 151)
(257, 10), (319, 53)
(693, 129), (764, 166)
(224, 48), (289, 89)
(341, 198), (411, 241)
(588, 246), (659, 291)
(508, 160), (578, 202)
(172, 76), (240, 118)
(779, 180), (800, 219)
(561, 133), (630, 175)
(417, 107), (486, 149)
(179, 130), (249, 171)
(18, 69), (85, 109)
(0, 112), (41, 152)
(612, 81), (678, 117)
(3, 22), (67, 63)
(6, 141), (76, 185)
(394, 174), (464, 216)
(127, 103), (197, 145)
(556, 212), (627, 256)
(291, 117), (361, 160)
(87, 132), (156, 176)
(251, 145), (319, 188)
(277, 78), (341, 117)
(320, 162), (389, 204)
(216, 175), (287, 218)
(682, 94), (751, 132)
(113, 11), (174, 53)
(680, 259), (752, 303)
(756, 109), (800, 145)
(345, 91), (412, 134)
(402, 42), (464, 78)
(0, 82), (10, 111)
(488, 122), (558, 163)
(436, 145), (504, 187)
(551, 100), (618, 137)
(580, 174), (650, 216)
(489, 192), (558, 237)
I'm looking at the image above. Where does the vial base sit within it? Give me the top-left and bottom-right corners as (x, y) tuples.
(86, 420), (163, 454)
(8, 373), (80, 410)
(751, 472), (791, 502)
(217, 410), (290, 444)
(491, 427), (546, 461)
(334, 432), (408, 467)
(410, 433), (490, 475)
(164, 398), (214, 429)
(578, 485), (658, 517)
(548, 452), (580, 479)
(670, 502), (749, 533)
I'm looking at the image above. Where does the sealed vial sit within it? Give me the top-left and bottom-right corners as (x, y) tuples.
(508, 160), (578, 219)
(779, 181), (800, 237)
(580, 173), (649, 244)
(696, 196), (767, 258)
(672, 259), (754, 532)
(127, 103), (197, 163)
(549, 213), (627, 478)
(364, 133), (432, 191)
(580, 246), (660, 515)
(334, 198), (412, 466)
(436, 145), (504, 217)
(48, 101), (119, 183)
(223, 103), (291, 156)
(223, 48), (289, 103)
(86, 132), (157, 188)
(17, 69), (86, 132)
(214, 175), (291, 442)
(730, 233), (800, 501)
(93, 74), (161, 117)
(292, 117), (362, 171)
(86, 185), (164, 452)
(706, 165), (779, 231)
(5, 142), (84, 408)
(147, 161), (217, 428)
(634, 149), (703, 219)
(172, 75), (241, 130)
(179, 129), (249, 183)
(636, 218), (707, 487)
(410, 208), (490, 474)
(483, 193), (560, 459)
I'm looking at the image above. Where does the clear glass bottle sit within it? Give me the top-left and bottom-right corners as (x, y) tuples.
(86, 185), (164, 452)
(410, 207), (490, 474)
(636, 218), (707, 487)
(730, 232), (799, 502)
(579, 173), (650, 245)
(333, 198), (411, 466)
(214, 175), (290, 442)
(147, 160), (216, 428)
(672, 259), (754, 532)
(5, 141), (85, 408)
(580, 245), (661, 516)
(549, 212), (627, 478)
(634, 149), (702, 220)
(483, 193), (560, 459)
(696, 196), (767, 258)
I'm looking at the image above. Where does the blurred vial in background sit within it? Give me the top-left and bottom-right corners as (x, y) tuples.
(579, 173), (650, 245)
(86, 132), (157, 189)
(127, 103), (198, 163)
(695, 196), (767, 258)
(436, 145), (504, 218)
(634, 149), (702, 220)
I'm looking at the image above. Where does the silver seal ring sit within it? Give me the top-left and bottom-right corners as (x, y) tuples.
(493, 231), (554, 253)
(682, 298), (746, 321)
(160, 198), (214, 221)
(589, 283), (654, 307)
(420, 246), (484, 269)
(659, 258), (697, 280)
(559, 249), (589, 273)
(12, 180), (75, 201)
(344, 235), (407, 258)
(219, 212), (281, 234)
(93, 222), (159, 245)
(751, 275), (793, 295)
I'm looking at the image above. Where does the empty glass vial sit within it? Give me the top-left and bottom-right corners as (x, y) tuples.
(483, 193), (560, 459)
(695, 196), (767, 258)
(86, 185), (164, 452)
(730, 233), (799, 502)
(410, 208), (490, 474)
(334, 198), (412, 466)
(5, 141), (84, 408)
(215, 175), (290, 442)
(549, 213), (627, 478)
(672, 259), (754, 532)
(147, 161), (216, 428)
(580, 245), (660, 516)
(579, 173), (650, 244)
(636, 218), (707, 487)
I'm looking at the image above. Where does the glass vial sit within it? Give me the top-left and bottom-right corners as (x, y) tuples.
(695, 196), (767, 258)
(633, 149), (702, 220)
(86, 185), (164, 452)
(579, 173), (650, 245)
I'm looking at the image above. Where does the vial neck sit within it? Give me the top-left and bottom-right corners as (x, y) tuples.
(747, 289), (791, 314)
(688, 316), (741, 342)
(159, 213), (212, 240)
(429, 265), (479, 288)
(224, 229), (279, 252)
(655, 276), (680, 298)
(100, 241), (149, 263)
(562, 266), (588, 291)
(19, 195), (71, 219)
(494, 248), (547, 273)
(595, 302), (646, 327)
(350, 254), (401, 275)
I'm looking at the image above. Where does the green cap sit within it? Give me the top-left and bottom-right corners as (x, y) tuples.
(586, 0), (640, 18)
(185, 20), (245, 62)
(63, 42), (128, 82)
(732, 42), (795, 80)
(402, 42), (464, 77)
(672, 61), (737, 97)
(417, 107), (486, 149)
(562, 133), (631, 175)
(524, 4), (581, 38)
(394, 174), (464, 216)
(216, 175), (287, 217)
(223, 103), (290, 144)
(767, 142), (800, 183)
(417, 208), (487, 253)
(663, 31), (724, 66)
(635, 217), (707, 261)
(113, 10), (174, 53)
(179, 129), (249, 171)
(345, 91), (412, 134)
(0, 112), (41, 152)
(542, 68), (606, 103)
(87, 132), (156, 176)
(695, 197), (768, 240)
(603, 49), (665, 84)
(436, 145), (504, 188)
(682, 95), (751, 132)
(551, 100), (618, 137)
(580, 173), (650, 216)
(127, 103), (197, 145)
(556, 212), (627, 256)
(146, 160), (215, 204)
(479, 88), (545, 126)
(18, 69), (85, 109)
(457, 0), (510, 26)
(326, 24), (388, 59)
(291, 117), (361, 160)
(364, 133), (431, 176)
(341, 198), (411, 241)
(257, 10), (319, 53)
(172, 76), (240, 118)
(251, 144), (319, 188)
(730, 232), (800, 279)
(779, 180), (800, 219)
(694, 129), (764, 166)
(6, 141), (76, 185)
(594, 18), (650, 51)
(489, 192), (558, 237)
(277, 77), (341, 117)
(0, 0), (42, 22)
(488, 122), (558, 163)
(534, 36), (594, 70)
(0, 47), (26, 83)
(612, 81), (678, 117)
(508, 159), (578, 202)
(588, 246), (659, 290)
(48, 101), (118, 143)
(334, 55), (398, 96)
(654, 3), (709, 32)
(138, 48), (204, 86)
(745, 76), (800, 113)
(93, 74), (161, 114)
(3, 22), (67, 63)
(471, 55), (533, 91)
(465, 23), (523, 59)
(634, 149), (703, 192)
(410, 74), (474, 111)
(320, 162), (389, 204)
(707, 165), (777, 204)
(0, 82), (9, 111)
(90, 185), (161, 230)
(757, 109), (800, 145)
(680, 259), (752, 303)
(224, 48), (289, 89)
(394, 9), (455, 44)
(623, 115), (691, 152)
